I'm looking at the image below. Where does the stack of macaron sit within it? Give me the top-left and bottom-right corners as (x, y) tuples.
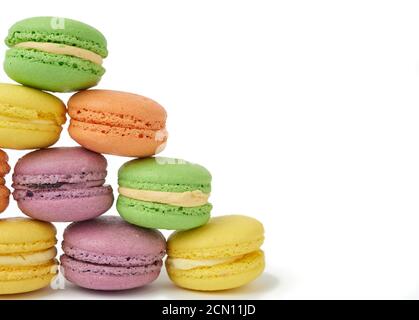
(0, 16), (266, 295)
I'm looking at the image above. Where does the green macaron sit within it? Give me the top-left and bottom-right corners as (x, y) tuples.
(117, 157), (212, 230)
(4, 17), (107, 92)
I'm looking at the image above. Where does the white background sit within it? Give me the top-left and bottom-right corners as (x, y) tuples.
(1, 0), (418, 300)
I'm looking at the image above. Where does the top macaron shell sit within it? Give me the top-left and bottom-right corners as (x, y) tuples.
(4, 17), (107, 92)
(118, 157), (212, 193)
(68, 90), (168, 157)
(63, 216), (166, 260)
(167, 215), (265, 259)
(0, 217), (57, 254)
(13, 147), (114, 222)
(13, 146), (107, 176)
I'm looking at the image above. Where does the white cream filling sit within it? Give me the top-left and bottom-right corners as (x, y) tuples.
(167, 255), (244, 270)
(14, 42), (103, 65)
(0, 247), (57, 266)
(118, 187), (209, 207)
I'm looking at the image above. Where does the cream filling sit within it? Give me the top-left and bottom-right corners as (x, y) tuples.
(167, 255), (244, 270)
(0, 115), (56, 126)
(118, 187), (209, 207)
(0, 247), (57, 266)
(14, 42), (103, 65)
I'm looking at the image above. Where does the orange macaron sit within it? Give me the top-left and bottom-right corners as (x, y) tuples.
(0, 150), (10, 213)
(68, 90), (168, 157)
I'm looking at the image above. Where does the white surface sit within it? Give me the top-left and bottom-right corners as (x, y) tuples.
(0, 0), (418, 300)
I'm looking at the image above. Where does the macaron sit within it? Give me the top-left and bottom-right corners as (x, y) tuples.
(60, 216), (166, 291)
(12, 147), (113, 222)
(0, 150), (10, 213)
(166, 215), (265, 291)
(117, 157), (212, 230)
(68, 90), (168, 157)
(0, 217), (58, 294)
(4, 17), (107, 92)
(0, 84), (66, 149)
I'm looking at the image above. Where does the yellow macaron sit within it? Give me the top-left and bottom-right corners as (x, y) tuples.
(0, 217), (58, 294)
(0, 84), (66, 149)
(166, 215), (265, 291)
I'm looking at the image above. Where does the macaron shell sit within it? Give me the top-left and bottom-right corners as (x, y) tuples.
(61, 255), (161, 291)
(61, 261), (161, 291)
(0, 83), (66, 118)
(68, 90), (166, 119)
(5, 17), (108, 57)
(0, 260), (57, 281)
(118, 157), (211, 193)
(0, 127), (61, 149)
(0, 260), (57, 294)
(14, 147), (107, 175)
(0, 273), (56, 295)
(166, 250), (265, 291)
(117, 196), (211, 230)
(4, 49), (103, 92)
(63, 216), (166, 257)
(167, 215), (264, 259)
(16, 192), (114, 222)
(0, 218), (56, 254)
(69, 123), (166, 157)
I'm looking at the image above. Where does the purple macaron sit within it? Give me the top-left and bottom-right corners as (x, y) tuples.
(12, 147), (113, 222)
(60, 216), (166, 291)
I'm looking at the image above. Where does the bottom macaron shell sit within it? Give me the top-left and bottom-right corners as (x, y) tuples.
(117, 196), (211, 230)
(61, 256), (162, 291)
(0, 260), (58, 295)
(0, 127), (60, 150)
(4, 49), (102, 92)
(69, 124), (166, 157)
(166, 251), (265, 291)
(17, 194), (114, 222)
(0, 274), (56, 295)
